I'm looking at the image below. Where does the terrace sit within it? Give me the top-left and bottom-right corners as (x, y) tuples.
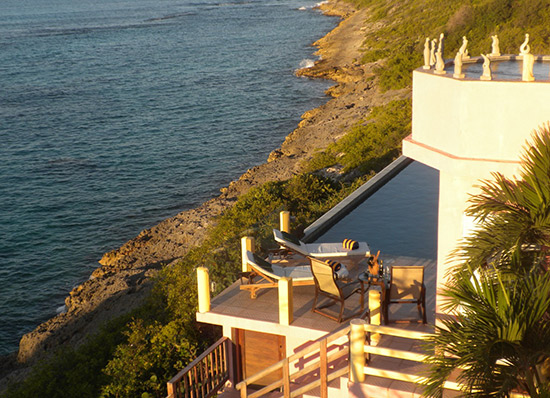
(167, 157), (444, 398)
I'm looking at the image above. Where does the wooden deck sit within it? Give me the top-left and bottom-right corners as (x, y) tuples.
(205, 254), (436, 333)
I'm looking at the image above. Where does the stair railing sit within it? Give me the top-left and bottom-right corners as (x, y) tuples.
(236, 325), (351, 398)
(167, 336), (234, 398)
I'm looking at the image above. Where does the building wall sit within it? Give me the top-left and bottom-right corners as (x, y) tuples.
(404, 68), (550, 319)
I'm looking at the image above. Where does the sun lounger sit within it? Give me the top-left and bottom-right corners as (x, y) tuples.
(273, 229), (370, 258)
(240, 251), (314, 298)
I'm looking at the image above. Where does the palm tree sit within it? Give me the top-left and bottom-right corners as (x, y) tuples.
(455, 125), (550, 276)
(424, 126), (550, 397)
(423, 265), (550, 397)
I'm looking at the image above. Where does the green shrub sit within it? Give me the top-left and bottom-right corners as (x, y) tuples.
(2, 315), (132, 398)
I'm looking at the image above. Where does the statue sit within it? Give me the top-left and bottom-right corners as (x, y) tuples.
(520, 33), (535, 81)
(423, 38), (431, 69)
(437, 33), (445, 57)
(453, 51), (465, 78)
(490, 35), (500, 57)
(520, 33), (530, 55)
(480, 54), (492, 80)
(522, 54), (535, 81)
(435, 51), (446, 74)
(459, 36), (470, 60)
(430, 39), (437, 67)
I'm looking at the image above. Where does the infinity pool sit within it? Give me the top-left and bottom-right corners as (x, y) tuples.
(315, 161), (439, 259)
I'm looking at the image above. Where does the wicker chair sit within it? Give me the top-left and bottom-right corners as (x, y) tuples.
(383, 265), (427, 324)
(309, 257), (366, 323)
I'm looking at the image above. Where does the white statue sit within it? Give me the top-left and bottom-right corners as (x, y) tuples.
(438, 33), (445, 57)
(520, 33), (530, 55)
(453, 51), (465, 78)
(423, 38), (431, 69)
(430, 39), (437, 66)
(480, 54), (492, 80)
(523, 55), (535, 81)
(435, 51), (446, 74)
(459, 36), (470, 60)
(520, 33), (535, 81)
(490, 35), (500, 57)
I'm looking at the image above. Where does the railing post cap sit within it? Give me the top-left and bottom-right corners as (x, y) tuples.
(350, 318), (367, 326)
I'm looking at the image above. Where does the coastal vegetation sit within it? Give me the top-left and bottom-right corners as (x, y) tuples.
(4, 0), (550, 397)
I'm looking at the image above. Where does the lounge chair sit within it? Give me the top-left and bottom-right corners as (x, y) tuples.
(383, 265), (427, 324)
(240, 251), (314, 299)
(273, 229), (370, 258)
(309, 257), (367, 323)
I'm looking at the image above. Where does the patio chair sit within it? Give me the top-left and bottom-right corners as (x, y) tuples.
(240, 251), (314, 299)
(273, 229), (370, 258)
(309, 257), (366, 323)
(383, 265), (427, 324)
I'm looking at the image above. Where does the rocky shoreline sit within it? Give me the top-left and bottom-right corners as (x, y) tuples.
(1, 0), (410, 388)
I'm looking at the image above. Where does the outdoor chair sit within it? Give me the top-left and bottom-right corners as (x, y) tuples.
(273, 229), (370, 258)
(309, 257), (367, 323)
(383, 265), (427, 324)
(240, 251), (314, 299)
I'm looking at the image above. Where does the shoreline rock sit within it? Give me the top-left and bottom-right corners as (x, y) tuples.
(1, 0), (411, 388)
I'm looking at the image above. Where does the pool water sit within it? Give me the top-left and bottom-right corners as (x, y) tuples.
(316, 161), (439, 260)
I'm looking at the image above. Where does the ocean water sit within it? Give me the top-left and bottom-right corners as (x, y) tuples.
(0, 0), (337, 356)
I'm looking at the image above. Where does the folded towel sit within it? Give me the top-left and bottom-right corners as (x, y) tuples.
(325, 259), (349, 279)
(343, 238), (359, 250)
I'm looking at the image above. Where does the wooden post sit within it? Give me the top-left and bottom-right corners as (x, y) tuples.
(241, 236), (254, 273)
(226, 339), (236, 387)
(283, 358), (291, 398)
(320, 340), (328, 398)
(278, 277), (293, 325)
(349, 319), (367, 383)
(197, 267), (211, 313)
(368, 289), (381, 345)
(280, 211), (290, 233)
(167, 382), (175, 398)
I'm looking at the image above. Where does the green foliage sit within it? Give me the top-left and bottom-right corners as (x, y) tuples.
(306, 99), (411, 173)
(424, 267), (550, 397)
(101, 318), (203, 398)
(2, 315), (132, 398)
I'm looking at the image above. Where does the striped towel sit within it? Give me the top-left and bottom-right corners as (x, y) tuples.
(343, 238), (359, 250)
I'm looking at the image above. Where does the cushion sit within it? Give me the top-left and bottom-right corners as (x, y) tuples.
(281, 230), (302, 246)
(252, 253), (274, 274)
(343, 238), (359, 250)
(325, 259), (349, 279)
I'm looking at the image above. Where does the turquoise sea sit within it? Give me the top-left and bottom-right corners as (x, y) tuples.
(0, 0), (337, 356)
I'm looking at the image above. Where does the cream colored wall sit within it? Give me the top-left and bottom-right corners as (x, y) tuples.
(412, 71), (550, 161)
(405, 68), (546, 320)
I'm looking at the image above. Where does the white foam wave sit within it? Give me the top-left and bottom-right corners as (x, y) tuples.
(298, 6), (307, 10)
(56, 305), (67, 314)
(298, 59), (315, 69)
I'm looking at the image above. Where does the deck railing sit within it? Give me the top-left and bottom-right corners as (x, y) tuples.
(236, 326), (351, 398)
(167, 336), (234, 398)
(350, 320), (530, 398)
